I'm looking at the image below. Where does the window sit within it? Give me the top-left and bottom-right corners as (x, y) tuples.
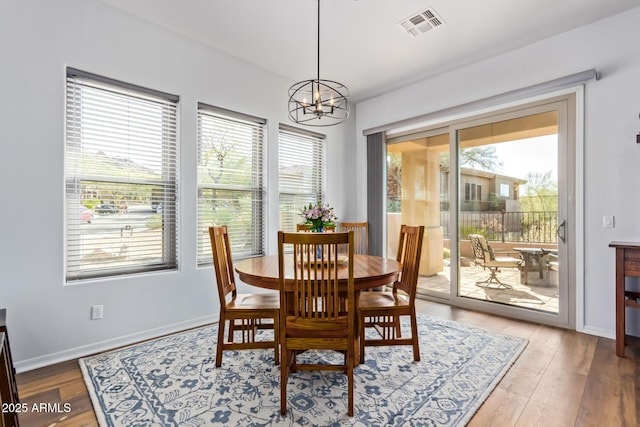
(65, 69), (178, 281)
(464, 183), (482, 201)
(279, 125), (325, 231)
(500, 183), (510, 198)
(197, 104), (265, 265)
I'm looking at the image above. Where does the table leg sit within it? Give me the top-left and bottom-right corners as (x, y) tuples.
(520, 265), (527, 284)
(538, 254), (544, 279)
(616, 248), (626, 357)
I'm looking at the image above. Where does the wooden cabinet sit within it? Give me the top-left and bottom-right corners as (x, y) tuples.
(0, 309), (19, 427)
(609, 242), (640, 357)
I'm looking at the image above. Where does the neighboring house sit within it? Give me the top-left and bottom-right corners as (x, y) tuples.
(450, 167), (526, 212)
(388, 164), (526, 212)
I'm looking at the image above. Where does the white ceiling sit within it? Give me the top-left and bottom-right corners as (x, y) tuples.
(99, 0), (640, 102)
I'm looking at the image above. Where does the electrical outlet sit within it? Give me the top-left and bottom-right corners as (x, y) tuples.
(91, 305), (104, 320)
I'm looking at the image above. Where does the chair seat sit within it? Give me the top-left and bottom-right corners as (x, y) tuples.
(359, 291), (409, 311)
(227, 293), (279, 311)
(486, 257), (522, 267)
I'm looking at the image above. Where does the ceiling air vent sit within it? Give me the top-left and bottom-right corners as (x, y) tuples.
(399, 7), (445, 37)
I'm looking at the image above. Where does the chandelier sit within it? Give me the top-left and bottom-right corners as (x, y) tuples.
(288, 0), (349, 126)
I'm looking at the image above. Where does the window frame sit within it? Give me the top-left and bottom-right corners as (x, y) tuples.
(65, 68), (179, 282)
(464, 182), (482, 202)
(196, 103), (266, 265)
(500, 183), (510, 198)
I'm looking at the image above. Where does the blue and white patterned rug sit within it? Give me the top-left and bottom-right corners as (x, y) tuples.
(80, 315), (526, 426)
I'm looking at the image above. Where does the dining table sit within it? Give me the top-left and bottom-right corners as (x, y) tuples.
(234, 254), (402, 365)
(235, 254), (402, 292)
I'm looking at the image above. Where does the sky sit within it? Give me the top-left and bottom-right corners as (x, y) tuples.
(492, 134), (558, 187)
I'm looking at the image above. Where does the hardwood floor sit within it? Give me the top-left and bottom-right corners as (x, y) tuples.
(15, 299), (640, 426)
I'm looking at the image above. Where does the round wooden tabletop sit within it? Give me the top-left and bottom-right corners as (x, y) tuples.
(235, 254), (401, 291)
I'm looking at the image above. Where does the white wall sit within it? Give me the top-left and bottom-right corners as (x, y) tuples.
(355, 7), (640, 338)
(0, 0), (355, 371)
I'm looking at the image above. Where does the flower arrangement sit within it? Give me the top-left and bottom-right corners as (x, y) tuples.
(300, 202), (337, 232)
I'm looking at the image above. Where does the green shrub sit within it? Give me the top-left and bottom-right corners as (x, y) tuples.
(83, 199), (100, 209)
(387, 199), (401, 213)
(459, 225), (484, 240)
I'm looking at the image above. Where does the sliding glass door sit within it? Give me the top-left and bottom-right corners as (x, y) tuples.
(454, 101), (571, 322)
(385, 95), (574, 328)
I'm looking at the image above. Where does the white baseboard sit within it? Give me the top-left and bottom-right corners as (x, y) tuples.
(15, 314), (219, 373)
(579, 324), (614, 340)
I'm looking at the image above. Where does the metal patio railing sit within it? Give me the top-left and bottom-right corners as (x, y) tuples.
(440, 210), (559, 244)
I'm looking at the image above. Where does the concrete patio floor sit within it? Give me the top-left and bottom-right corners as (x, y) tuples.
(415, 262), (559, 314)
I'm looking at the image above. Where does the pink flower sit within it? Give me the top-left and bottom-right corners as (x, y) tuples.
(300, 202), (337, 229)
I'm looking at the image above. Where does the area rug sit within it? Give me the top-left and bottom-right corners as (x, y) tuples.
(80, 315), (526, 426)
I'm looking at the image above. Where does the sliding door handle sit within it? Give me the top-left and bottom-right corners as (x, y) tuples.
(557, 219), (566, 243)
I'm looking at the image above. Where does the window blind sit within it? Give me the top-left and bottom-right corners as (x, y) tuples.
(197, 104), (265, 265)
(278, 126), (325, 232)
(65, 69), (179, 281)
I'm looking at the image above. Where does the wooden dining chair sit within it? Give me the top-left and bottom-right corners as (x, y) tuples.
(358, 225), (425, 363)
(278, 230), (356, 417)
(209, 226), (279, 367)
(339, 222), (368, 255)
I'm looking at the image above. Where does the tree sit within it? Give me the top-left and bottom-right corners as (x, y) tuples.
(460, 146), (503, 171)
(440, 146), (503, 172)
(199, 123), (255, 247)
(201, 128), (234, 185)
(386, 152), (402, 212)
(519, 171), (557, 212)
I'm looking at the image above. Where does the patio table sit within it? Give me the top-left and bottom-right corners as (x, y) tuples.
(514, 247), (557, 286)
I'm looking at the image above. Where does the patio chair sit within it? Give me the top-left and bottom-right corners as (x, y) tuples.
(278, 230), (356, 417)
(468, 234), (523, 289)
(209, 226), (280, 367)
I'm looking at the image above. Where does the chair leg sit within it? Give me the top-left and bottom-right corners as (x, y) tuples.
(359, 313), (366, 364)
(347, 352), (354, 417)
(273, 314), (280, 365)
(394, 315), (402, 338)
(216, 315), (226, 368)
(280, 347), (289, 415)
(410, 309), (420, 362)
(227, 319), (235, 342)
(475, 267), (513, 289)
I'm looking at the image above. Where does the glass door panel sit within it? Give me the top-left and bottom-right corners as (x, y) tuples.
(456, 110), (561, 314)
(386, 130), (450, 299)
